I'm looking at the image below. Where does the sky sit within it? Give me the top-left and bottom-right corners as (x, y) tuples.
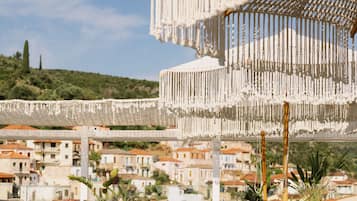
(0, 0), (196, 80)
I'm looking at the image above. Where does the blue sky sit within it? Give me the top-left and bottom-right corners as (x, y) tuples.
(0, 0), (196, 80)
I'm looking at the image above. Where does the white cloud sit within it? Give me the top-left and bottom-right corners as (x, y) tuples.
(0, 0), (145, 40)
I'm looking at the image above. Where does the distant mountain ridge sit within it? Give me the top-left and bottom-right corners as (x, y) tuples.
(0, 54), (159, 100)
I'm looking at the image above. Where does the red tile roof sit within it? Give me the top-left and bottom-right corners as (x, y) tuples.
(2, 125), (38, 130)
(242, 173), (258, 183)
(221, 180), (245, 186)
(175, 147), (197, 152)
(129, 149), (152, 156)
(72, 140), (96, 145)
(0, 152), (29, 159)
(328, 171), (347, 177)
(0, 172), (15, 179)
(0, 143), (33, 150)
(200, 149), (211, 153)
(334, 179), (357, 185)
(271, 173), (293, 181)
(158, 157), (182, 163)
(221, 148), (250, 155)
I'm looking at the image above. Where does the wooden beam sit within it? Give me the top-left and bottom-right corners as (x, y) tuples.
(282, 102), (290, 201)
(261, 131), (267, 201)
(224, 9), (235, 17)
(351, 18), (357, 38)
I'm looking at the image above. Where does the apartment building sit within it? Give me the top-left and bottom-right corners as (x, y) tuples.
(28, 140), (73, 168)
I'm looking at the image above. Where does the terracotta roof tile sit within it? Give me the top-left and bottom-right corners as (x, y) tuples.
(129, 149), (152, 156)
(99, 149), (132, 155)
(73, 140), (96, 145)
(334, 179), (357, 185)
(221, 180), (245, 186)
(0, 172), (15, 179)
(328, 171), (347, 177)
(221, 148), (250, 155)
(0, 143), (33, 150)
(158, 157), (182, 163)
(200, 149), (211, 153)
(2, 125), (38, 130)
(0, 152), (29, 159)
(175, 147), (198, 152)
(271, 173), (293, 181)
(242, 173), (258, 183)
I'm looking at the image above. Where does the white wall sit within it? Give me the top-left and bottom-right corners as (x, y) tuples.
(0, 183), (12, 200)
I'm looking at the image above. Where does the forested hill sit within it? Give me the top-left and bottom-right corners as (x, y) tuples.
(0, 54), (159, 100)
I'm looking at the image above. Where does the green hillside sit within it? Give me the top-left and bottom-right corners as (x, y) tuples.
(0, 54), (158, 100)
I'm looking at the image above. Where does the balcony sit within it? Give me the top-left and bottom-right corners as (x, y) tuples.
(34, 147), (60, 153)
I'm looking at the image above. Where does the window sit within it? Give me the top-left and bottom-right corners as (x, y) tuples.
(24, 163), (27, 167)
(64, 190), (69, 197)
(13, 162), (16, 167)
(50, 154), (56, 159)
(65, 143), (69, 148)
(189, 170), (192, 177)
(183, 154), (186, 158)
(114, 156), (116, 163)
(65, 155), (68, 159)
(176, 153), (179, 158)
(27, 153), (31, 157)
(19, 152), (22, 155)
(50, 143), (56, 148)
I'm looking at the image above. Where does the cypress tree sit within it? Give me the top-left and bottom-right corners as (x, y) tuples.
(22, 40), (30, 73)
(39, 55), (42, 70)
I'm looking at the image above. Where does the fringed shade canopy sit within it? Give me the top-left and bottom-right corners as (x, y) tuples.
(150, 1), (357, 78)
(160, 56), (357, 138)
(0, 99), (176, 127)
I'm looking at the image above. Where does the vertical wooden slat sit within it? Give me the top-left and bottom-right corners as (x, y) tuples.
(261, 130), (267, 201)
(282, 102), (290, 201)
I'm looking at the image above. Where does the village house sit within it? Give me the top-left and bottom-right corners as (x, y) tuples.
(99, 149), (136, 174)
(0, 172), (16, 200)
(0, 152), (31, 185)
(153, 157), (183, 181)
(129, 149), (154, 177)
(119, 174), (156, 193)
(177, 164), (213, 193)
(0, 143), (34, 159)
(173, 147), (208, 165)
(326, 172), (357, 197)
(220, 148), (252, 173)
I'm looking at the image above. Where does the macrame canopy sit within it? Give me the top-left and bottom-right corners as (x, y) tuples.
(0, 99), (176, 127)
(150, 0), (357, 81)
(160, 56), (357, 139)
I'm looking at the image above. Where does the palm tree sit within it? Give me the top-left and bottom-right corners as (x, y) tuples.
(69, 168), (140, 201)
(290, 152), (329, 201)
(89, 151), (101, 170)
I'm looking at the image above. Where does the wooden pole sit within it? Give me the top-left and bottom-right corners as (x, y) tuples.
(261, 131), (267, 201)
(282, 102), (290, 201)
(351, 18), (357, 38)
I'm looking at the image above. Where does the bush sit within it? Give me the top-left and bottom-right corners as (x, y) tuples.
(8, 84), (38, 100)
